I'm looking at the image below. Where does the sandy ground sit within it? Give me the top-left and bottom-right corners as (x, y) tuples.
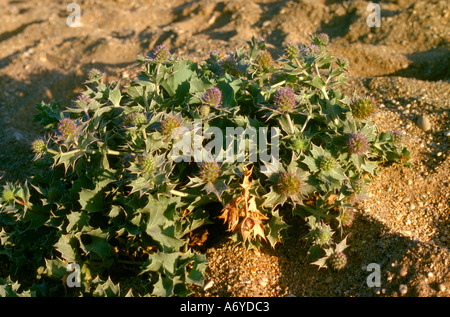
(0, 0), (448, 297)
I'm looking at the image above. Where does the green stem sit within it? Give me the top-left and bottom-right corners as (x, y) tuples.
(48, 148), (121, 156)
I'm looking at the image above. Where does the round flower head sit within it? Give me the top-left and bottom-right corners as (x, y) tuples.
(284, 42), (300, 59)
(199, 105), (211, 117)
(351, 179), (365, 194)
(142, 156), (156, 174)
(391, 130), (404, 145)
(320, 156), (336, 172)
(350, 97), (376, 120)
(276, 172), (302, 197)
(133, 113), (147, 127)
(316, 226), (333, 245)
(317, 33), (329, 45)
(58, 118), (77, 139)
(209, 50), (220, 61)
(199, 161), (221, 183)
(202, 87), (222, 107)
(274, 87), (296, 112)
(2, 189), (15, 203)
(161, 116), (182, 137)
(340, 208), (355, 227)
(328, 252), (347, 271)
(152, 44), (170, 62)
(32, 139), (47, 156)
(88, 68), (105, 82)
(255, 50), (273, 69)
(292, 138), (307, 153)
(218, 53), (240, 76)
(76, 94), (92, 104)
(306, 44), (321, 55)
(347, 132), (369, 155)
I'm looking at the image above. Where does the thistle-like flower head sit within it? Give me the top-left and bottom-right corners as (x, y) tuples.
(1, 189), (15, 203)
(276, 172), (302, 197)
(351, 179), (365, 194)
(88, 68), (105, 82)
(328, 252), (347, 271)
(142, 156), (156, 174)
(58, 118), (77, 139)
(347, 132), (369, 155)
(255, 50), (273, 69)
(273, 87), (296, 113)
(32, 139), (47, 156)
(317, 33), (330, 45)
(133, 113), (147, 127)
(199, 105), (211, 117)
(218, 53), (240, 76)
(284, 42), (300, 59)
(152, 44), (170, 62)
(199, 161), (221, 184)
(320, 156), (336, 172)
(391, 130), (404, 145)
(202, 87), (222, 107)
(161, 116), (182, 137)
(316, 226), (333, 245)
(306, 44), (321, 55)
(340, 208), (355, 227)
(350, 97), (376, 119)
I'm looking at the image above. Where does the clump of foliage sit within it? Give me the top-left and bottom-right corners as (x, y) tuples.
(0, 35), (410, 296)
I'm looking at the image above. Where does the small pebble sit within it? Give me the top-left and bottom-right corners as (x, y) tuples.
(417, 115), (431, 131)
(444, 131), (450, 137)
(399, 284), (408, 295)
(399, 266), (408, 277)
(438, 284), (446, 292)
(203, 280), (214, 291)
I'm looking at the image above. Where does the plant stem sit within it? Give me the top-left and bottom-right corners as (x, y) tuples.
(284, 114), (296, 135)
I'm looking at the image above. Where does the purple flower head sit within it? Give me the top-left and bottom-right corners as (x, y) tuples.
(209, 50), (220, 60)
(58, 118), (77, 139)
(257, 36), (265, 43)
(218, 53), (240, 76)
(391, 130), (404, 145)
(274, 87), (296, 112)
(306, 44), (321, 55)
(328, 252), (347, 271)
(202, 87), (222, 107)
(76, 94), (92, 104)
(347, 132), (370, 155)
(88, 68), (105, 81)
(317, 33), (330, 45)
(152, 44), (170, 62)
(199, 161), (221, 183)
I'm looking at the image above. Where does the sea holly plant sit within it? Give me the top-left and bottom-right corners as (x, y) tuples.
(0, 35), (411, 296)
